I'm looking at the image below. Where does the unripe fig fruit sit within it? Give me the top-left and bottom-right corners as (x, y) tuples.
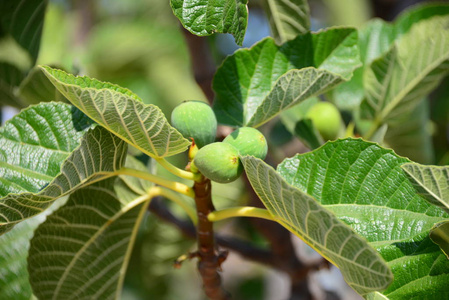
(171, 101), (217, 148)
(193, 142), (243, 183)
(223, 127), (268, 160)
(306, 102), (342, 141)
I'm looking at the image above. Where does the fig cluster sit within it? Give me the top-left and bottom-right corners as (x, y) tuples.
(171, 101), (268, 183)
(194, 127), (268, 183)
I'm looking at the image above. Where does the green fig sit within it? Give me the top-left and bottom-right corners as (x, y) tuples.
(223, 127), (268, 160)
(193, 142), (243, 183)
(171, 100), (217, 148)
(306, 102), (342, 141)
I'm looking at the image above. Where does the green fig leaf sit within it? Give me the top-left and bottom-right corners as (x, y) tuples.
(331, 3), (449, 111)
(170, 0), (248, 46)
(277, 138), (449, 299)
(361, 15), (449, 124)
(0, 62), (25, 107)
(0, 0), (47, 64)
(429, 221), (449, 259)
(28, 157), (153, 299)
(18, 66), (67, 105)
(0, 102), (127, 234)
(0, 197), (67, 300)
(40, 65), (190, 158)
(384, 99), (434, 164)
(242, 156), (393, 296)
(261, 0), (310, 44)
(213, 28), (360, 127)
(401, 163), (449, 214)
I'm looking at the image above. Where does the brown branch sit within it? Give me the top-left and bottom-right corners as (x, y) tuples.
(182, 27), (216, 104)
(193, 178), (230, 300)
(149, 198), (279, 268)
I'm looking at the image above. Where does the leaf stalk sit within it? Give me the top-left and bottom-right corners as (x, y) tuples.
(156, 158), (202, 182)
(149, 186), (198, 225)
(208, 207), (274, 222)
(116, 167), (195, 198)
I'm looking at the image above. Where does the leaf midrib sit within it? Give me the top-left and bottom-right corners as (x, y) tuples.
(379, 47), (449, 121)
(52, 191), (151, 299)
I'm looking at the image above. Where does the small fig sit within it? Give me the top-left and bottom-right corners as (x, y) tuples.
(223, 127), (268, 160)
(193, 142), (243, 183)
(305, 102), (342, 141)
(171, 101), (217, 148)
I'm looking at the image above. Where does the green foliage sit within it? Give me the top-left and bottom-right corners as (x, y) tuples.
(212, 27), (360, 127)
(242, 154), (393, 295)
(40, 66), (191, 158)
(1, 1), (449, 300)
(28, 157), (152, 299)
(277, 139), (449, 299)
(170, 0), (248, 45)
(0, 102), (127, 234)
(261, 0), (310, 44)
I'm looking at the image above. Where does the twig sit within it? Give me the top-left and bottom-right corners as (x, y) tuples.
(181, 27), (216, 104)
(148, 198), (326, 275)
(193, 178), (230, 300)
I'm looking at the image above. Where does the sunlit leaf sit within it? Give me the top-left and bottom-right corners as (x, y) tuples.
(213, 28), (359, 127)
(278, 138), (449, 298)
(170, 0), (248, 45)
(242, 156), (393, 296)
(262, 0), (309, 44)
(402, 163), (449, 214)
(28, 157), (152, 300)
(0, 102), (127, 234)
(40, 65), (190, 158)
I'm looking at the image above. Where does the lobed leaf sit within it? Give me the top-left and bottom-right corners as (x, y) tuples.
(40, 66), (190, 158)
(277, 138), (449, 298)
(262, 0), (310, 44)
(213, 28), (359, 127)
(0, 102), (128, 234)
(28, 157), (152, 300)
(170, 0), (248, 46)
(242, 156), (393, 296)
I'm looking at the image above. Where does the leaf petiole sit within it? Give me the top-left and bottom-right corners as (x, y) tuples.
(208, 206), (275, 222)
(156, 158), (202, 182)
(116, 167), (195, 198)
(148, 186), (197, 225)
